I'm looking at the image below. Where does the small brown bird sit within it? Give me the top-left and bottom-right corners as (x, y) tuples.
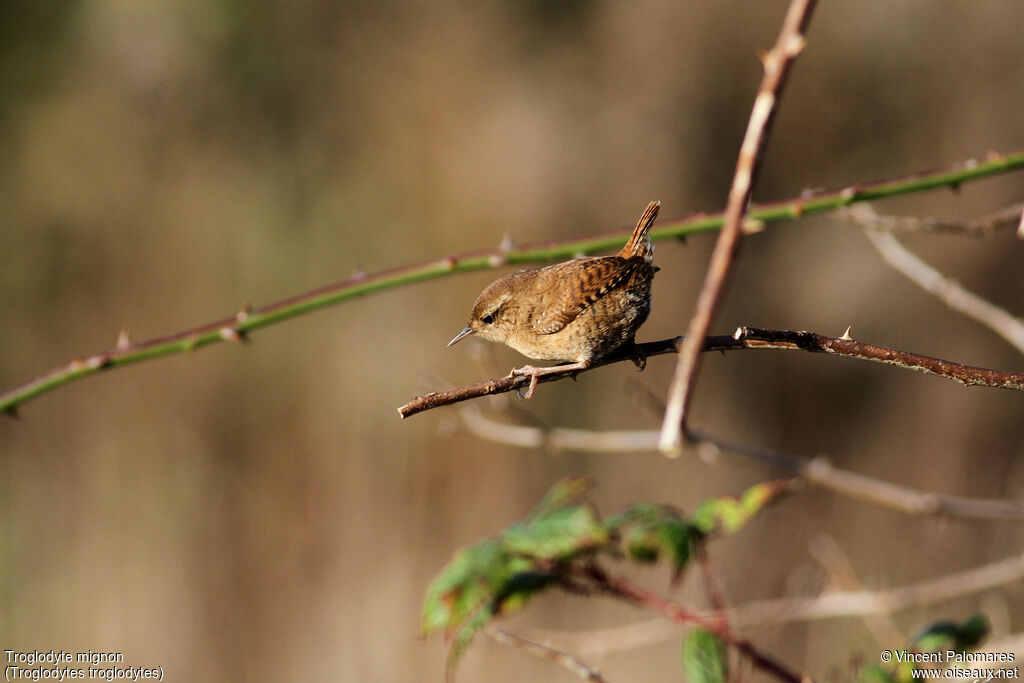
(448, 201), (660, 398)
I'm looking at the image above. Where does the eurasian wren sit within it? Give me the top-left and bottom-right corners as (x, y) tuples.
(448, 201), (660, 398)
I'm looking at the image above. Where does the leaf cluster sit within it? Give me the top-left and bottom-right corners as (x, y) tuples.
(421, 477), (793, 680)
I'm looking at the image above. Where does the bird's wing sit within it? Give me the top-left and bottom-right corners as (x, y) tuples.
(532, 256), (637, 335)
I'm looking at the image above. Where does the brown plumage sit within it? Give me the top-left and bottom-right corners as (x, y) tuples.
(448, 201), (660, 398)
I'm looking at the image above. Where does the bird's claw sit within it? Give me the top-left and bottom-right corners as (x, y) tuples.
(509, 366), (540, 399)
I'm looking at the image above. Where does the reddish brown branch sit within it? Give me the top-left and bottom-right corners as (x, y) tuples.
(398, 328), (1024, 418)
(660, 0), (819, 454)
(735, 327), (1024, 390)
(593, 570), (805, 683)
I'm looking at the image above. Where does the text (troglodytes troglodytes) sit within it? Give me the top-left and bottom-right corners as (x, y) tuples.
(448, 201), (660, 398)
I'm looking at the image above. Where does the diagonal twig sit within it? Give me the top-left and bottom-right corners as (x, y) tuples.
(591, 570), (805, 683)
(841, 202), (1024, 237)
(486, 627), (608, 683)
(519, 550), (1024, 657)
(659, 0), (819, 455)
(852, 207), (1024, 355)
(398, 328), (1024, 419)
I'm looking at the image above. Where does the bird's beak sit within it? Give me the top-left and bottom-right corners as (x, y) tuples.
(447, 326), (474, 347)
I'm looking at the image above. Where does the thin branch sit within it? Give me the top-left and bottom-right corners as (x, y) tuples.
(659, 0), (818, 455)
(402, 336), (687, 419)
(486, 627), (608, 683)
(855, 215), (1024, 356)
(520, 550), (1024, 658)
(734, 327), (1024, 390)
(593, 570), (805, 683)
(841, 202), (1024, 237)
(399, 328), (1024, 419)
(4, 149), (1024, 414)
(693, 429), (1024, 520)
(453, 405), (1024, 520)
(731, 549), (1024, 627)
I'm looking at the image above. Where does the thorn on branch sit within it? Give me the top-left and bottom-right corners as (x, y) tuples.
(219, 327), (247, 344)
(399, 328), (1024, 419)
(236, 301), (253, 323)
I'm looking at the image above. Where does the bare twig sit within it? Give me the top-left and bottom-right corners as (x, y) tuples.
(734, 327), (1024, 390)
(731, 549), (1024, 626)
(520, 550), (1024, 657)
(4, 149), (1024, 414)
(855, 213), (1024, 355)
(399, 328), (1024, 419)
(593, 570), (805, 683)
(403, 336), (686, 419)
(486, 627), (608, 682)
(691, 428), (1024, 519)
(842, 202), (1024, 237)
(452, 405), (1024, 520)
(659, 0), (818, 455)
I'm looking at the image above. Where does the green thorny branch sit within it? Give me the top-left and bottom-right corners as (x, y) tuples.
(3, 147), (1024, 414)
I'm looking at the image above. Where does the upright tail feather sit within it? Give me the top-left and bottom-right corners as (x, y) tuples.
(620, 201), (660, 262)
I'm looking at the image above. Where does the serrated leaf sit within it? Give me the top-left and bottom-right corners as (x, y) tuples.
(423, 478), (611, 681)
(444, 602), (497, 683)
(682, 628), (728, 683)
(421, 540), (509, 636)
(502, 504), (609, 559)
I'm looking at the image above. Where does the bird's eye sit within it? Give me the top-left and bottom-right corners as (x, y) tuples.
(481, 314), (494, 325)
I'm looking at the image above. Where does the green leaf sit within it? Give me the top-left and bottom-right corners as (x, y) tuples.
(502, 504), (609, 560)
(445, 602), (498, 683)
(657, 517), (693, 576)
(610, 504), (695, 575)
(912, 613), (989, 653)
(862, 614), (991, 683)
(860, 664), (898, 683)
(422, 478), (611, 681)
(625, 524), (661, 563)
(423, 478), (795, 681)
(692, 481), (792, 535)
(682, 628), (728, 683)
(421, 540), (511, 637)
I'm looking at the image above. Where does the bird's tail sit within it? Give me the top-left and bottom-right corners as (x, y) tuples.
(620, 201), (659, 262)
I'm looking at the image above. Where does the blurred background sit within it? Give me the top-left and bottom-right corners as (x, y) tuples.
(2, 1), (1024, 680)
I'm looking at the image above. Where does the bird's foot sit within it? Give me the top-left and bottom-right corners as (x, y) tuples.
(510, 362), (589, 399)
(627, 342), (647, 371)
